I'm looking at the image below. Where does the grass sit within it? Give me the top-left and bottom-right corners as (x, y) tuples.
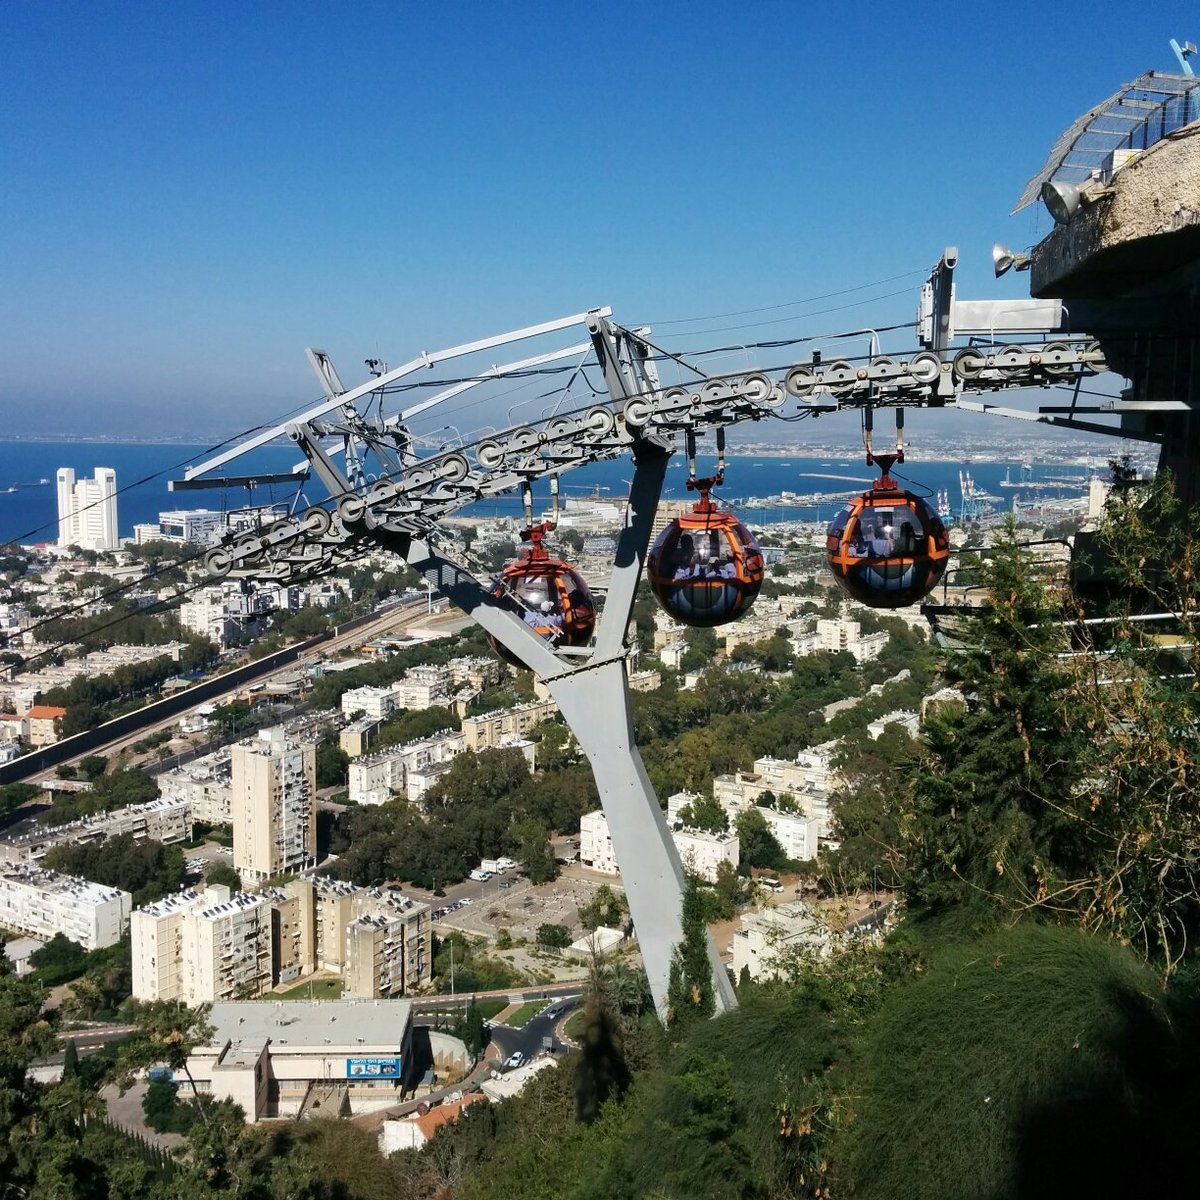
(505, 1000), (546, 1028)
(478, 998), (508, 1021)
(562, 1009), (586, 1041)
(274, 977), (345, 1000)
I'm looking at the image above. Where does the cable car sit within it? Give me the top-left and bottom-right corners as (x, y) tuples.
(488, 522), (595, 667)
(826, 462), (949, 608)
(647, 482), (765, 628)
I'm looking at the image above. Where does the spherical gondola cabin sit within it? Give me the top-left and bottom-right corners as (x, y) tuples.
(488, 525), (595, 668)
(647, 500), (765, 628)
(826, 474), (949, 608)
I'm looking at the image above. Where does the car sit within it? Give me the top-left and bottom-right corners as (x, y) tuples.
(469, 869), (492, 882)
(505, 1051), (524, 1069)
(459, 898), (472, 906)
(499, 880), (513, 889)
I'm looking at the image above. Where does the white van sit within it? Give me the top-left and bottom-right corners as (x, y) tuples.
(759, 878), (784, 893)
(469, 869), (492, 882)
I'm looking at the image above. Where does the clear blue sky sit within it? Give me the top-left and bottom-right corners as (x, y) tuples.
(2, 1), (1195, 439)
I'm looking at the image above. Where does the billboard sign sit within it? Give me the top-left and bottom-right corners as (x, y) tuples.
(345, 1056), (402, 1079)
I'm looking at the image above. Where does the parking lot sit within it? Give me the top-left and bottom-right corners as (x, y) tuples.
(417, 871), (614, 946)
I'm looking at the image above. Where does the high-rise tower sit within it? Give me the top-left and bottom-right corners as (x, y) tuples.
(56, 467), (118, 551)
(231, 728), (317, 882)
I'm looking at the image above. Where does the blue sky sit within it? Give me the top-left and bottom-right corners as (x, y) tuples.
(2, 1), (1195, 440)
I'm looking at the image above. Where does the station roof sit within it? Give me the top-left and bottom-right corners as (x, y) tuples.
(1014, 70), (1200, 212)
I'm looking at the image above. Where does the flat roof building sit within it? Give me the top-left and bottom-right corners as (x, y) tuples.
(0, 865), (131, 950)
(187, 998), (414, 1121)
(232, 728), (317, 882)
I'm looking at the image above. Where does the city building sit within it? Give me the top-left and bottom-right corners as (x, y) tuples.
(731, 901), (830, 982)
(159, 748), (233, 825)
(462, 698), (557, 750)
(347, 731), (465, 807)
(344, 894), (431, 999)
(131, 885), (272, 1004)
(178, 586), (236, 647)
(672, 828), (740, 883)
(231, 728), (317, 882)
(391, 665), (451, 710)
(24, 705), (67, 748)
(56, 466), (118, 551)
(790, 616), (888, 664)
(339, 716), (381, 759)
(380, 1095), (488, 1153)
(340, 685), (398, 722)
(579, 809), (619, 875)
(154, 509), (226, 546)
(0, 866), (131, 950)
(186, 998), (415, 1121)
(0, 795), (192, 865)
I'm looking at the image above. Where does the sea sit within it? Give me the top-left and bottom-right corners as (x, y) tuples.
(0, 440), (1110, 547)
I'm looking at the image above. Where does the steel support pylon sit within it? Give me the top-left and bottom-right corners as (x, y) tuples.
(385, 442), (735, 1021)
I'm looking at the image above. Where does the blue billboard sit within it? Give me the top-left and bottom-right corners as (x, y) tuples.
(345, 1056), (402, 1079)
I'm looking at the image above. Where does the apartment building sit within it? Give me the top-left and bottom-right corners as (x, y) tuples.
(179, 586), (236, 648)
(231, 728), (317, 882)
(159, 748), (234, 825)
(732, 901), (830, 981)
(0, 795), (192, 865)
(392, 665), (451, 710)
(131, 885), (273, 1003)
(462, 698), (557, 751)
(672, 828), (740, 883)
(790, 616), (888, 664)
(579, 809), (619, 875)
(341, 686), (398, 722)
(347, 731), (466, 807)
(0, 866), (131, 950)
(344, 894), (431, 1000)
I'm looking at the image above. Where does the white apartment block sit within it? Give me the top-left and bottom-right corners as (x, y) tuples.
(348, 731), (466, 807)
(0, 795), (192, 865)
(179, 587), (236, 647)
(462, 698), (557, 750)
(732, 901), (830, 982)
(579, 809), (619, 875)
(392, 665), (451, 710)
(232, 728), (317, 882)
(131, 885), (272, 1004)
(341, 686), (398, 722)
(761, 809), (823, 863)
(57, 466), (118, 551)
(791, 616), (888, 664)
(0, 866), (131, 950)
(672, 828), (740, 883)
(447, 656), (500, 691)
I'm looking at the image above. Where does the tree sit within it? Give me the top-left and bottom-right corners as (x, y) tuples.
(78, 754), (107, 781)
(735, 807), (789, 872)
(205, 860), (242, 893)
(512, 818), (558, 884)
(575, 952), (631, 1123)
(713, 859), (746, 914)
(667, 880), (715, 1025)
(905, 518), (1084, 919)
(60, 1038), (79, 1081)
(578, 883), (625, 931)
(29, 933), (88, 985)
(454, 997), (486, 1061)
(315, 733), (350, 789)
(537, 923), (571, 950)
(677, 792), (729, 835)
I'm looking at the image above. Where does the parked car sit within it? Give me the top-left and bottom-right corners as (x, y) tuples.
(505, 1051), (524, 1069)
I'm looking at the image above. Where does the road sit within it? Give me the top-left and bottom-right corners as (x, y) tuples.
(484, 994), (583, 1066)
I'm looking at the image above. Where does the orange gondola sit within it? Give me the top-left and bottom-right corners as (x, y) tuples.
(647, 472), (764, 628)
(488, 522), (595, 667)
(826, 457), (949, 608)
